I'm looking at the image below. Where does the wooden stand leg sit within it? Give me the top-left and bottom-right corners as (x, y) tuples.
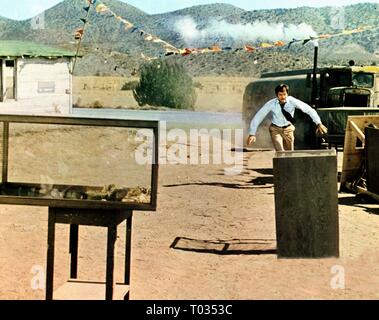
(106, 225), (117, 300)
(46, 208), (56, 300)
(69, 224), (79, 279)
(124, 215), (132, 285)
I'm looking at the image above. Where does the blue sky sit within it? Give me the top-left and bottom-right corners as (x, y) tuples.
(0, 0), (378, 20)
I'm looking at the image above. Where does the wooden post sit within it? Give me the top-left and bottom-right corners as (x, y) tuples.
(46, 208), (56, 300)
(2, 122), (9, 183)
(105, 225), (117, 300)
(125, 214), (132, 285)
(69, 224), (79, 279)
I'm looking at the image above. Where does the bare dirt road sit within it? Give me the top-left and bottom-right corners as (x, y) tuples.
(0, 131), (378, 300)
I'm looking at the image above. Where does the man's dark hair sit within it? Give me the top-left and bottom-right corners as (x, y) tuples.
(275, 84), (289, 95)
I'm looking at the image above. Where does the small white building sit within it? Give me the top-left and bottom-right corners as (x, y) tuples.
(0, 41), (76, 114)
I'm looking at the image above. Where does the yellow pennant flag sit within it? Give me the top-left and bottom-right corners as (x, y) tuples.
(124, 21), (134, 30)
(209, 45), (221, 52)
(96, 3), (109, 13)
(342, 30), (355, 35)
(260, 42), (274, 48)
(153, 38), (165, 43)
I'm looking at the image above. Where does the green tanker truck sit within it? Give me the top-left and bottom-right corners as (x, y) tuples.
(243, 64), (379, 149)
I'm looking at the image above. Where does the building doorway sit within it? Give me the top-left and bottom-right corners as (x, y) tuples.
(5, 60), (15, 100)
(0, 59), (16, 101)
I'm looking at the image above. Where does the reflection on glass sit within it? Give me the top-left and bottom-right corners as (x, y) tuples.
(3, 123), (154, 204)
(352, 73), (374, 88)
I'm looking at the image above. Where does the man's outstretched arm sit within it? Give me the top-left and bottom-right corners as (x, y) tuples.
(248, 102), (272, 135)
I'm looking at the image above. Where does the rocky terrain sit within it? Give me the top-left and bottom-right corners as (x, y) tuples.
(0, 0), (378, 77)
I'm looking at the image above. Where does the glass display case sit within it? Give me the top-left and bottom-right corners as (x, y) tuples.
(0, 114), (159, 210)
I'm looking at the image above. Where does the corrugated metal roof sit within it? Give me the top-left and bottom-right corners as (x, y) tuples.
(0, 40), (77, 58)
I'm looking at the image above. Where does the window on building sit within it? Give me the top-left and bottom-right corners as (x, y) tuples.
(5, 60), (14, 68)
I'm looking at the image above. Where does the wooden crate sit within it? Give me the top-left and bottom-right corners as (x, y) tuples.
(366, 127), (379, 195)
(340, 115), (379, 191)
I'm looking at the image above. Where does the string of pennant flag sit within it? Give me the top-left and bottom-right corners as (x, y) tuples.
(287, 25), (379, 47)
(71, 0), (98, 74)
(72, 0), (379, 64)
(94, 1), (179, 54)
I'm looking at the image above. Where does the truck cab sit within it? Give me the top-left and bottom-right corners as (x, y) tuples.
(319, 66), (379, 108)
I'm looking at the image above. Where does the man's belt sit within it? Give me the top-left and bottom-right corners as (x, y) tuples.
(271, 123), (292, 129)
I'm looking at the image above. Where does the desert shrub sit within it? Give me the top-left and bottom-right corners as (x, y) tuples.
(133, 59), (196, 109)
(121, 80), (139, 91)
(73, 98), (82, 108)
(194, 82), (204, 89)
(92, 100), (103, 108)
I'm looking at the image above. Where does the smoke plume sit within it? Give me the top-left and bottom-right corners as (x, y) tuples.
(174, 16), (317, 47)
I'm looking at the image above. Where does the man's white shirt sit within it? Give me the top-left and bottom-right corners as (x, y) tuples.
(248, 96), (322, 135)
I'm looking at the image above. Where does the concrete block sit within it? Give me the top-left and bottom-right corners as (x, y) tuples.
(273, 149), (339, 258)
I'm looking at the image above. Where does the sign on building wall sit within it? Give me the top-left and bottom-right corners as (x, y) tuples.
(38, 81), (55, 93)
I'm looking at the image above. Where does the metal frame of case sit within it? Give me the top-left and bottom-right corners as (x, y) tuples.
(0, 114), (159, 210)
(0, 114), (159, 300)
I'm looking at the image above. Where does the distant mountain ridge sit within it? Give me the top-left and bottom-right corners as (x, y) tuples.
(0, 0), (377, 76)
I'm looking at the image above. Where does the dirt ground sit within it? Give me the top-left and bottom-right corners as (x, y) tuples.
(0, 129), (379, 300)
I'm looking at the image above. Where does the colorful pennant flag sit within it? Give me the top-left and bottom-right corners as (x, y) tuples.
(179, 48), (192, 56)
(124, 21), (134, 30)
(244, 44), (255, 52)
(302, 39), (312, 45)
(96, 3), (109, 13)
(71, 0), (97, 74)
(74, 28), (84, 39)
(260, 43), (274, 48)
(93, 1), (180, 55)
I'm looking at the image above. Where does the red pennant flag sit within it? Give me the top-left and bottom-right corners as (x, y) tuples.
(244, 44), (255, 52)
(181, 48), (192, 56)
(74, 28), (84, 40)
